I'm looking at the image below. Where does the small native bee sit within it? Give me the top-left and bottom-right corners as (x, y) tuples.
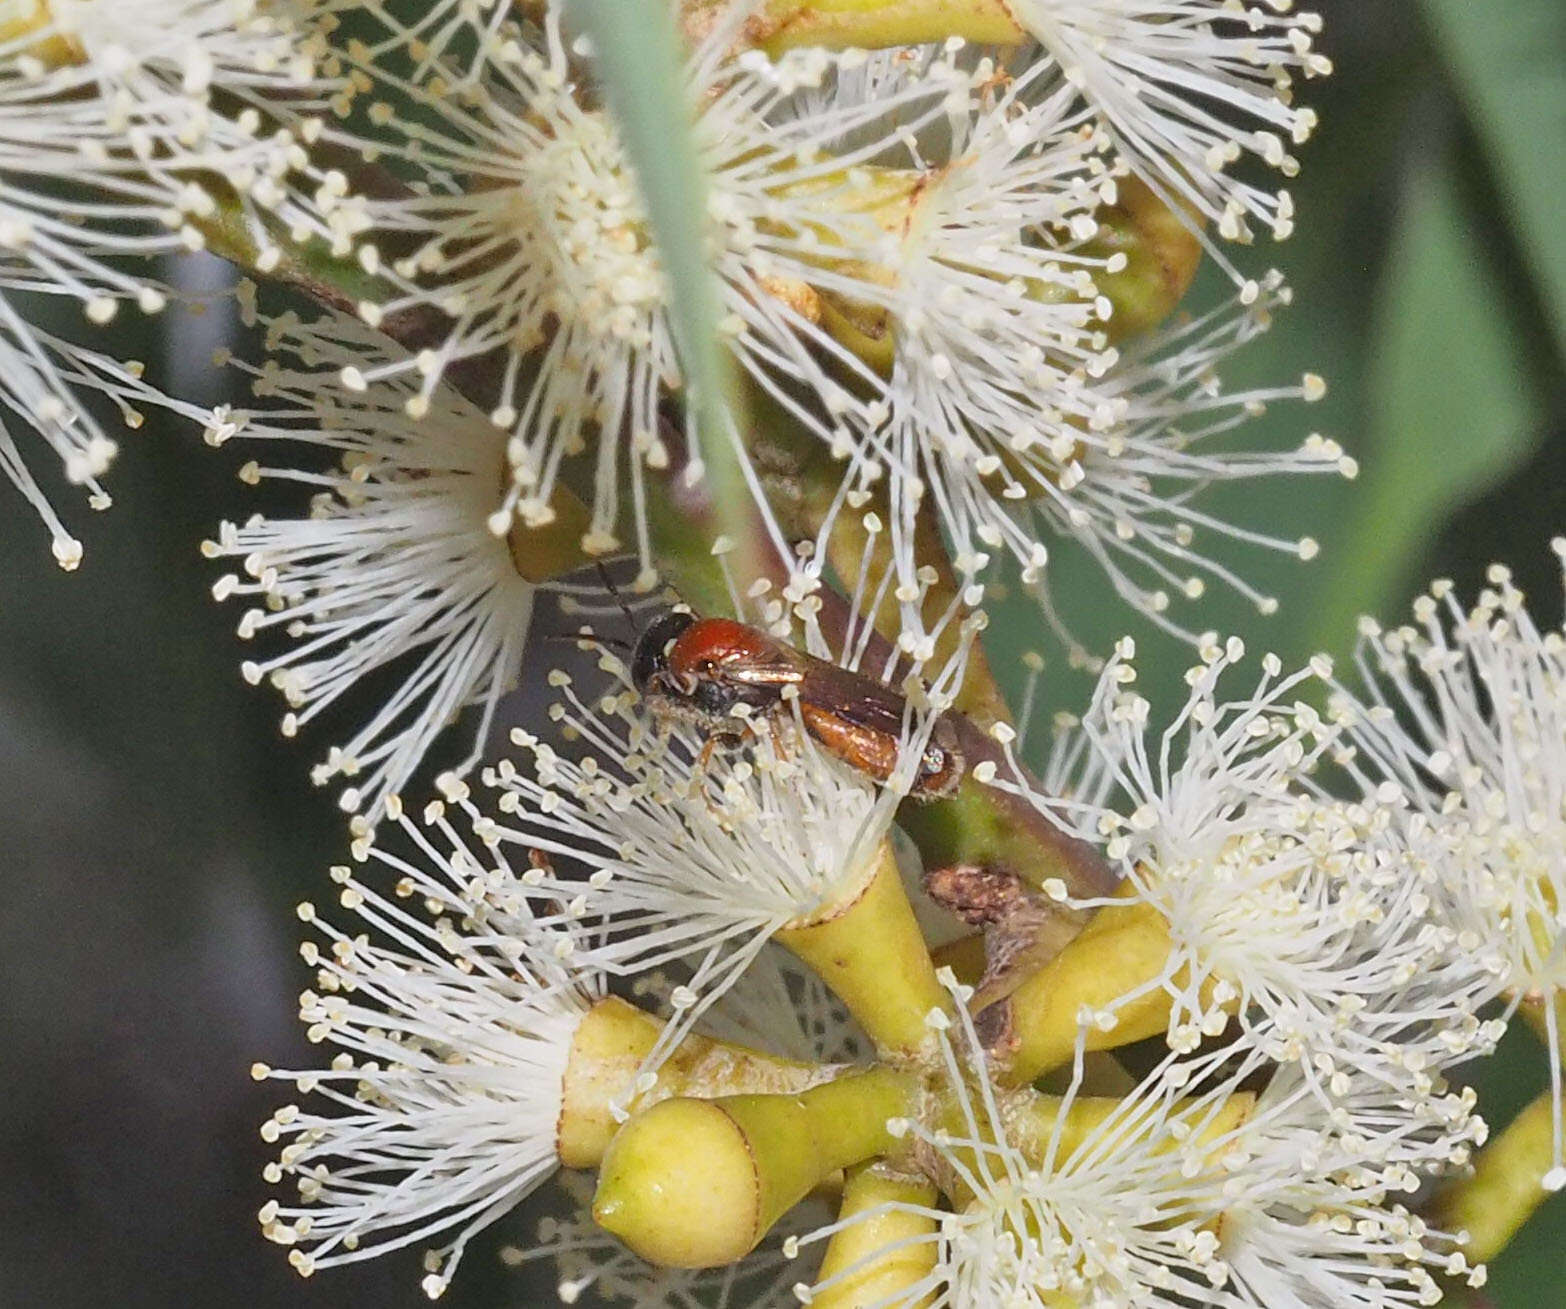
(629, 610), (965, 800)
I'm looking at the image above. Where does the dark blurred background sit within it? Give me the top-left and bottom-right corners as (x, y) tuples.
(2, 3), (1564, 1306)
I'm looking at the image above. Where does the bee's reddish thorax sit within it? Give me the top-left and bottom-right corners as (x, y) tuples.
(666, 617), (779, 675)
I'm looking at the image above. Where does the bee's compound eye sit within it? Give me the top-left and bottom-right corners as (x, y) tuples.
(631, 611), (696, 689)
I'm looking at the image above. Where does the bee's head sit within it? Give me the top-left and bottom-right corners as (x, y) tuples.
(630, 610), (697, 695)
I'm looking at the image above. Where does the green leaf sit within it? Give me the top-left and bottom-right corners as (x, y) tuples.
(1304, 155), (1542, 658)
(1422, 0), (1566, 364)
(563, 1), (756, 574)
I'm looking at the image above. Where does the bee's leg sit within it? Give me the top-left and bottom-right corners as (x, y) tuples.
(693, 722), (762, 817)
(694, 736), (731, 820)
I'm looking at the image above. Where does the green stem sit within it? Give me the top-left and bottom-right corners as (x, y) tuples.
(1433, 1091), (1560, 1264)
(573, 0), (768, 590)
(194, 181), (401, 326)
(643, 416), (780, 611)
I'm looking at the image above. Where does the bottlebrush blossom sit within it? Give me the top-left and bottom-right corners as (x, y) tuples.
(839, 76), (1352, 644)
(1016, 638), (1496, 1096)
(1332, 546), (1566, 1189)
(2, 0), (322, 252)
(509, 950), (858, 1306)
(203, 305), (540, 825)
(797, 984), (1483, 1309)
(429, 596), (976, 1068)
(256, 804), (605, 1299)
(1010, 0), (1332, 260)
(0, 0), (325, 559)
(451, 703), (901, 1070)
(773, 55), (1350, 649)
(818, 69), (1114, 616)
(307, 9), (973, 568)
(281, 791), (860, 1302)
(1180, 1062), (1488, 1307)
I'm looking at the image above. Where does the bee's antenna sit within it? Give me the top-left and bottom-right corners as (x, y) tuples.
(594, 559), (643, 636)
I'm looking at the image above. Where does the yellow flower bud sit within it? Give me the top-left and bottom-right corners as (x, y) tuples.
(593, 1067), (916, 1267)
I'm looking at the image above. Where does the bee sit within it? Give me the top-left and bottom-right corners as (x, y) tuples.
(629, 610), (964, 800)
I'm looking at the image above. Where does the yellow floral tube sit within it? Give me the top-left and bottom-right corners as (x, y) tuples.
(982, 891), (1183, 1087)
(777, 841), (950, 1057)
(808, 1164), (940, 1309)
(1014, 1089), (1256, 1169)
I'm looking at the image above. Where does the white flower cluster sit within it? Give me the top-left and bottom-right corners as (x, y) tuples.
(286, 0), (1347, 653)
(255, 803), (606, 1299)
(1333, 544), (1566, 1189)
(828, 633), (1507, 1309)
(255, 567), (967, 1297)
(803, 993), (1486, 1309)
(308, 11), (978, 566)
(255, 711), (898, 1298)
(203, 299), (542, 824)
(0, 0), (1352, 808)
(457, 579), (975, 1057)
(0, 0), (329, 564)
(1053, 639), (1500, 1090)
(252, 562), (1566, 1304)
